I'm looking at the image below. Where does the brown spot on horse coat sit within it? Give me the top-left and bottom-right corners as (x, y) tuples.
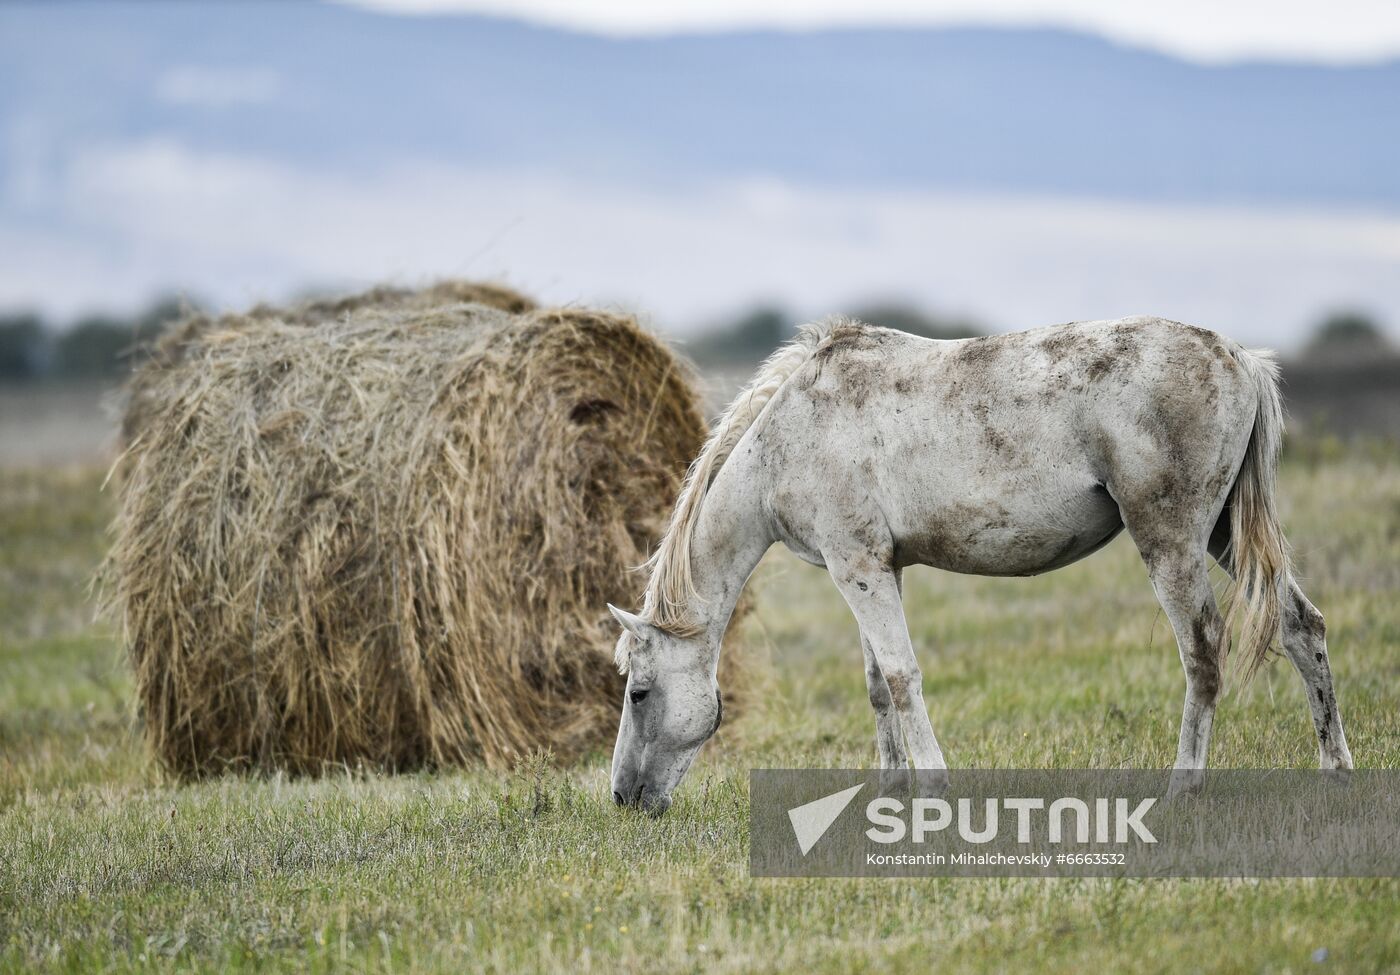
(954, 336), (1001, 367)
(1188, 608), (1222, 701)
(971, 401), (1010, 454)
(1290, 592), (1327, 641)
(884, 672), (913, 710)
(1038, 328), (1091, 360)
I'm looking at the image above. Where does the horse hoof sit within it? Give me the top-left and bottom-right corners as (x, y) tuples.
(1321, 766), (1354, 789)
(915, 769), (950, 800)
(878, 768), (913, 796)
(1166, 769), (1205, 802)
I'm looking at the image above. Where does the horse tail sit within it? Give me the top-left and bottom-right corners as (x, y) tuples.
(1222, 346), (1291, 682)
(631, 318), (846, 646)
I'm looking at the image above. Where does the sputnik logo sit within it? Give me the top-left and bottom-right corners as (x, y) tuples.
(787, 783), (865, 855)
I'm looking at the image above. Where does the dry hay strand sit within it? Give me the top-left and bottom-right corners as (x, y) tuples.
(121, 280), (536, 446)
(109, 295), (746, 778)
(260, 279), (538, 323)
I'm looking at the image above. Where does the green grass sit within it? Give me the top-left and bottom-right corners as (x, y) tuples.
(2, 450), (1399, 973)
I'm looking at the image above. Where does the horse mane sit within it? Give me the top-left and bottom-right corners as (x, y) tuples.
(617, 318), (848, 667)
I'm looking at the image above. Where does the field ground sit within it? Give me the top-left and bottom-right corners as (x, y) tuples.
(0, 386), (115, 469)
(2, 446), (1399, 973)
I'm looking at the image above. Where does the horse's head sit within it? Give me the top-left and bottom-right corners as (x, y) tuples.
(607, 604), (722, 815)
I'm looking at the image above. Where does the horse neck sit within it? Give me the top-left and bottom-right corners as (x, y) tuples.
(681, 451), (773, 648)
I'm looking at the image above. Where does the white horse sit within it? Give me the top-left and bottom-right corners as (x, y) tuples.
(608, 316), (1352, 814)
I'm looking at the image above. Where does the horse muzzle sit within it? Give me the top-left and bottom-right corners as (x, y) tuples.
(611, 775), (672, 816)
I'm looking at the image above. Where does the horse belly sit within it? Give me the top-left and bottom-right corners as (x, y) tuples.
(892, 484), (1123, 577)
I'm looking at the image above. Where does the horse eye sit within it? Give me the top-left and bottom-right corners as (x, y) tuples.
(628, 688), (649, 706)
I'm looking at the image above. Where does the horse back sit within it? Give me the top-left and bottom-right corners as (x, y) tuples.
(760, 316), (1257, 576)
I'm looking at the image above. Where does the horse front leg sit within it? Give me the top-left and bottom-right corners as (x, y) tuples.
(861, 633), (908, 786)
(828, 554), (947, 796)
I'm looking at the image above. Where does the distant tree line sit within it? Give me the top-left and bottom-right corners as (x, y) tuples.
(0, 298), (188, 382)
(683, 306), (1391, 370)
(1302, 311), (1393, 359)
(0, 296), (1390, 383)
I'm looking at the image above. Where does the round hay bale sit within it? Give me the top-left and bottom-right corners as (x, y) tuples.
(110, 296), (742, 777)
(250, 279), (539, 323)
(121, 280), (536, 446)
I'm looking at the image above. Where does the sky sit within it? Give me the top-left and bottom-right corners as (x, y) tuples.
(2, 2), (1398, 347)
(341, 0), (1400, 64)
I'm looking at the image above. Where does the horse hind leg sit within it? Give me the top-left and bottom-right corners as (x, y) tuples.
(1137, 541), (1224, 798)
(1107, 411), (1246, 796)
(1208, 522), (1353, 771)
(1280, 581), (1354, 771)
(1111, 481), (1226, 794)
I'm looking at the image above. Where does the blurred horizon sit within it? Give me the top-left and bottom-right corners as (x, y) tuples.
(2, 1), (1399, 348)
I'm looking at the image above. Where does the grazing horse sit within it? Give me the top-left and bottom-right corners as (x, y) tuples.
(608, 316), (1352, 814)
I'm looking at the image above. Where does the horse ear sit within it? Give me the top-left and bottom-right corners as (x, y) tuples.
(608, 604), (660, 643)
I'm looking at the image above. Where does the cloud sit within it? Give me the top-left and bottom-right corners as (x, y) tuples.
(154, 66), (283, 107)
(5, 138), (1399, 347)
(336, 0), (1400, 65)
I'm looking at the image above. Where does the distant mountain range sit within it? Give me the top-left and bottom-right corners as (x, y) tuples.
(3, 2), (1398, 208)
